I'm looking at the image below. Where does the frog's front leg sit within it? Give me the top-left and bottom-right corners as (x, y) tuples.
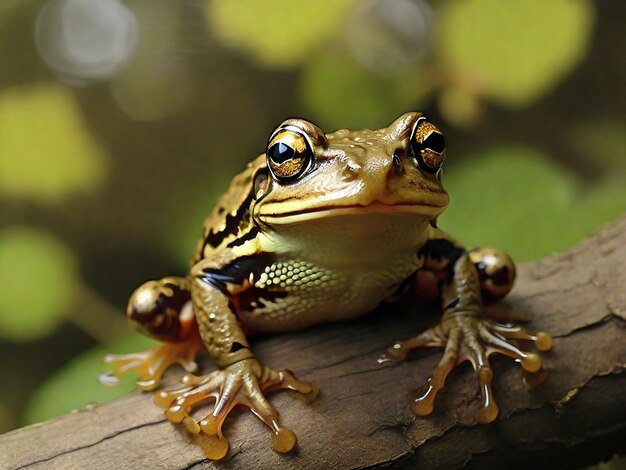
(155, 253), (318, 460)
(101, 277), (203, 390)
(381, 240), (552, 423)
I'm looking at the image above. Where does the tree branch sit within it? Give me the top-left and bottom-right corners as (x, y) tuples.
(2, 215), (626, 470)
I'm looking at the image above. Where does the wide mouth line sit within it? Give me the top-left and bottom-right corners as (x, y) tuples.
(261, 201), (444, 219)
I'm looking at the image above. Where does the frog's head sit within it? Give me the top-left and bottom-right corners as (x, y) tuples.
(252, 112), (449, 235)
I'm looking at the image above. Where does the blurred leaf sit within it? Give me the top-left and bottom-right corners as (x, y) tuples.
(0, 84), (108, 202)
(438, 144), (619, 262)
(438, 0), (594, 107)
(300, 50), (426, 130)
(22, 333), (156, 425)
(438, 84), (482, 128)
(0, 227), (77, 341)
(207, 0), (358, 68)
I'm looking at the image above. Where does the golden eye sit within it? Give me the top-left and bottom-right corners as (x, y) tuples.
(410, 117), (446, 173)
(266, 130), (312, 181)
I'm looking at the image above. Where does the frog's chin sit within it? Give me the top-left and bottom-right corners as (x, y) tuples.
(258, 201), (444, 226)
(257, 205), (433, 267)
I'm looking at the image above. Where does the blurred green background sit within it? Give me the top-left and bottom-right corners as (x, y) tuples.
(0, 0), (624, 433)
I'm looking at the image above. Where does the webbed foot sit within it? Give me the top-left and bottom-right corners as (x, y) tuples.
(379, 313), (552, 423)
(100, 335), (203, 391)
(154, 358), (318, 460)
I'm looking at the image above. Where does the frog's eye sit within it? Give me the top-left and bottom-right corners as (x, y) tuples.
(266, 129), (313, 181)
(410, 117), (446, 173)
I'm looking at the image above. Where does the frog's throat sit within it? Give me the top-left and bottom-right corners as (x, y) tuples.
(258, 201), (444, 225)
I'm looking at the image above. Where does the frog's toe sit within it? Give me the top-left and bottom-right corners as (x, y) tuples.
(155, 370), (237, 460)
(100, 351), (166, 390)
(154, 371), (222, 419)
(265, 368), (320, 403)
(377, 328), (442, 363)
(240, 376), (298, 454)
(155, 360), (315, 460)
(409, 328), (460, 416)
(479, 321), (551, 390)
(478, 324), (541, 372)
(408, 316), (500, 423)
(461, 331), (499, 424)
(490, 323), (553, 352)
(100, 340), (201, 391)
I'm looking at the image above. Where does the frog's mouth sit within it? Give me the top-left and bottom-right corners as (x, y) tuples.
(259, 201), (445, 225)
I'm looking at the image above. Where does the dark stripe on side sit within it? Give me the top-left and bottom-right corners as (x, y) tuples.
(203, 190), (255, 251)
(227, 225), (260, 248)
(419, 239), (466, 283)
(197, 253), (275, 293)
(443, 297), (460, 310)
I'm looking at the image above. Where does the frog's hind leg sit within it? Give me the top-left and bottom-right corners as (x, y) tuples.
(466, 247), (516, 302)
(408, 246), (517, 305)
(101, 277), (203, 391)
(381, 240), (552, 423)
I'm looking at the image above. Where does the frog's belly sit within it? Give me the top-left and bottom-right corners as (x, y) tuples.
(237, 257), (419, 332)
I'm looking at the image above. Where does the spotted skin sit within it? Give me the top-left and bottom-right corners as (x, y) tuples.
(238, 255), (421, 332)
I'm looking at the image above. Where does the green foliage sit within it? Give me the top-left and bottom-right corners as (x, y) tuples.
(437, 84), (482, 128)
(438, 0), (594, 107)
(22, 333), (156, 425)
(439, 145), (626, 262)
(0, 227), (77, 341)
(0, 84), (108, 202)
(300, 50), (425, 130)
(207, 0), (358, 68)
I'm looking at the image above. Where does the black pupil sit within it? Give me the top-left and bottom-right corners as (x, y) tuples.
(423, 132), (446, 154)
(268, 142), (296, 164)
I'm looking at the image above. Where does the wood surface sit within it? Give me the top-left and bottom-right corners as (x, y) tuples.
(2, 215), (626, 470)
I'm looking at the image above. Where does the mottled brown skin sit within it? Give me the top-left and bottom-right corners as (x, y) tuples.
(102, 112), (552, 460)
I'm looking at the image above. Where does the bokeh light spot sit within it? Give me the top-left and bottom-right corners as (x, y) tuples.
(207, 0), (358, 68)
(344, 0), (434, 76)
(438, 0), (595, 106)
(439, 145), (626, 262)
(35, 0), (138, 84)
(0, 226), (78, 341)
(0, 84), (108, 203)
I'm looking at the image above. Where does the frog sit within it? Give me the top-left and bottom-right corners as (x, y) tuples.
(101, 112), (552, 460)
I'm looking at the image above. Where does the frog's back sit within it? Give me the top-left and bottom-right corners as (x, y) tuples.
(191, 155), (266, 265)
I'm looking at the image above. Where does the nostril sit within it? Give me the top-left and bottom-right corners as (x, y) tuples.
(342, 160), (361, 181)
(392, 152), (404, 173)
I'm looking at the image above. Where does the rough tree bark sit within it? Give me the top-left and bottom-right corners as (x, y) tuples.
(1, 215), (626, 470)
